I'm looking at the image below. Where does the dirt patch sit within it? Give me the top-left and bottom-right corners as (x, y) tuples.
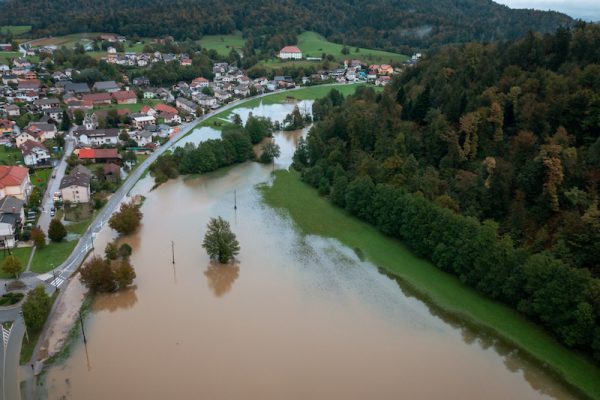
(37, 276), (87, 360)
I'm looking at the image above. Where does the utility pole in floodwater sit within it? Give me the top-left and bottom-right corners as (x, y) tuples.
(234, 190), (237, 210)
(171, 241), (175, 264)
(79, 309), (87, 344)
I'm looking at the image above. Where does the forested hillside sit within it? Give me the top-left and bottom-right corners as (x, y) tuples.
(0, 0), (572, 50)
(294, 23), (600, 361)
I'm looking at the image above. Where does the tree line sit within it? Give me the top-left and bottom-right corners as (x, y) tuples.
(150, 114), (273, 184)
(0, 0), (573, 51)
(293, 24), (600, 362)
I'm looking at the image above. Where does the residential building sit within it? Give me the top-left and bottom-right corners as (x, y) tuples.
(64, 82), (90, 95)
(279, 46), (302, 60)
(112, 90), (137, 104)
(82, 93), (112, 106)
(20, 140), (51, 166)
(0, 196), (25, 248)
(15, 131), (37, 147)
(60, 169), (91, 204)
(78, 148), (122, 164)
(175, 97), (196, 114)
(131, 114), (156, 129)
(34, 98), (61, 110)
(92, 81), (120, 93)
(0, 166), (32, 200)
(155, 103), (178, 115)
(73, 128), (119, 147)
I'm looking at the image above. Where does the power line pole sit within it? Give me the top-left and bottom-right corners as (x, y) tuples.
(79, 309), (87, 344)
(171, 241), (175, 264)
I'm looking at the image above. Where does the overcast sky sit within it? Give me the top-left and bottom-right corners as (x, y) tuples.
(494, 0), (600, 21)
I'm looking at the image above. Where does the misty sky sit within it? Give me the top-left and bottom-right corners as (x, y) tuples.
(494, 0), (600, 21)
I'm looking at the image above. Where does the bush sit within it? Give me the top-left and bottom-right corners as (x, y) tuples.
(22, 285), (51, 332)
(1, 255), (24, 279)
(30, 227), (46, 248)
(48, 219), (67, 242)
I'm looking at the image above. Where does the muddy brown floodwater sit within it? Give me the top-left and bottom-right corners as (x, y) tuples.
(43, 102), (580, 399)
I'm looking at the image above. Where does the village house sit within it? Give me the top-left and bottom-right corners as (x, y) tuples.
(0, 196), (25, 248)
(20, 140), (51, 166)
(64, 82), (91, 95)
(143, 90), (156, 99)
(60, 168), (91, 204)
(0, 166), (32, 200)
(82, 93), (112, 106)
(17, 79), (41, 91)
(92, 81), (120, 93)
(34, 98), (61, 110)
(191, 77), (210, 90)
(0, 119), (14, 136)
(44, 107), (63, 122)
(131, 114), (156, 129)
(154, 103), (178, 115)
(140, 105), (157, 117)
(26, 122), (57, 141)
(5, 105), (20, 117)
(279, 46), (302, 60)
(194, 94), (217, 109)
(375, 76), (391, 86)
(175, 97), (197, 114)
(112, 90), (137, 104)
(73, 128), (119, 147)
(15, 131), (36, 147)
(129, 130), (154, 147)
(159, 112), (181, 124)
(78, 148), (122, 164)
(103, 163), (121, 184)
(133, 76), (150, 87)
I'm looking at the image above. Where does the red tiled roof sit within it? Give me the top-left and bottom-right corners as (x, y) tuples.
(112, 90), (137, 101)
(0, 166), (28, 188)
(155, 104), (177, 114)
(280, 46), (301, 53)
(78, 148), (120, 159)
(82, 93), (112, 102)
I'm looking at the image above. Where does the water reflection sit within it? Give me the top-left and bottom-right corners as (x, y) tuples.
(92, 286), (139, 313)
(204, 263), (240, 297)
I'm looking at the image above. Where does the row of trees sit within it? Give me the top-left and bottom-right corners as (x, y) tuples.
(151, 114), (274, 184)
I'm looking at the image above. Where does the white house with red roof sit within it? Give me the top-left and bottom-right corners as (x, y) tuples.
(0, 166), (32, 200)
(279, 46), (302, 60)
(191, 77), (210, 89)
(112, 90), (138, 104)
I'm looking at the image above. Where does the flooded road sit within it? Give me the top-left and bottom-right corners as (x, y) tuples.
(43, 102), (579, 399)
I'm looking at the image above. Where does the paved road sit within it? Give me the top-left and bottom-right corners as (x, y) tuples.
(37, 138), (74, 237)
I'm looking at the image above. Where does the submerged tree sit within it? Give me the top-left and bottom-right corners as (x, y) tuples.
(202, 217), (240, 263)
(259, 141), (281, 168)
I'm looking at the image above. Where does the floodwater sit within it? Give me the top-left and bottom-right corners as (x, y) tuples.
(43, 102), (580, 399)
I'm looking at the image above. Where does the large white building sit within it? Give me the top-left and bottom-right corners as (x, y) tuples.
(279, 46), (302, 60)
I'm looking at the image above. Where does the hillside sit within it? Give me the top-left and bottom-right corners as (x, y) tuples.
(0, 0), (573, 50)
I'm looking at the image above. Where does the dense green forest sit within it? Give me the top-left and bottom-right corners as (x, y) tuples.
(0, 0), (572, 50)
(294, 23), (600, 362)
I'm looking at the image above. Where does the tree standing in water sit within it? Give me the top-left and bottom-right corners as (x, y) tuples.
(202, 217), (240, 263)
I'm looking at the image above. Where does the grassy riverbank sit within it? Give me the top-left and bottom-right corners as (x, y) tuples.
(260, 169), (600, 400)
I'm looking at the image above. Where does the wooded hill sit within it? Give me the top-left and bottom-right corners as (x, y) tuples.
(0, 0), (573, 50)
(294, 23), (600, 362)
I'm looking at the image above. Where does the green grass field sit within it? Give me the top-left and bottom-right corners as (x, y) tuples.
(199, 32), (245, 56)
(30, 241), (77, 274)
(0, 25), (32, 36)
(0, 146), (24, 165)
(298, 31), (407, 63)
(0, 51), (20, 63)
(193, 84), (376, 133)
(93, 99), (162, 113)
(261, 170), (600, 400)
(0, 247), (33, 279)
(30, 169), (51, 192)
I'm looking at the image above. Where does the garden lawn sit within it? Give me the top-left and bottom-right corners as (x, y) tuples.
(93, 99), (162, 113)
(199, 33), (245, 56)
(297, 31), (408, 63)
(30, 241), (77, 274)
(0, 247), (33, 279)
(261, 169), (600, 400)
(30, 169), (51, 191)
(0, 51), (20, 63)
(0, 145), (24, 165)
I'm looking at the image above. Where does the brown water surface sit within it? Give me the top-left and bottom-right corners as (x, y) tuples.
(43, 103), (579, 400)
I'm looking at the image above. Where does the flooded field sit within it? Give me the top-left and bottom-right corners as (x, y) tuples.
(43, 101), (579, 400)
